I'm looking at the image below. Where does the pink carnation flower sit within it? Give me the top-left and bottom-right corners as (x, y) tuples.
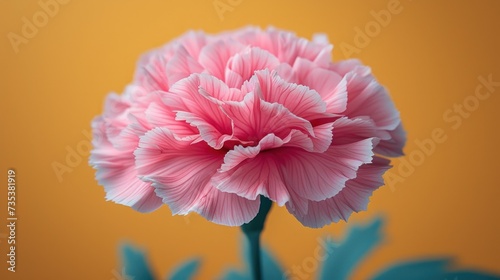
(90, 27), (405, 228)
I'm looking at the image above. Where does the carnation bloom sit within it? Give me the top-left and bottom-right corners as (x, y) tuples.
(90, 27), (405, 228)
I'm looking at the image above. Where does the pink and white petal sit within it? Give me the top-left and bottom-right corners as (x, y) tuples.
(135, 40), (178, 72)
(226, 47), (280, 88)
(233, 27), (277, 54)
(198, 39), (246, 80)
(328, 59), (370, 77)
(261, 28), (333, 66)
(294, 58), (347, 114)
(133, 51), (170, 92)
(101, 94), (131, 145)
(290, 157), (391, 228)
(134, 127), (225, 215)
(344, 73), (401, 131)
(310, 122), (334, 152)
(279, 138), (376, 201)
(312, 33), (330, 45)
(213, 151), (290, 206)
(292, 35), (333, 67)
(165, 46), (205, 86)
(224, 69), (245, 89)
(106, 87), (165, 150)
(195, 188), (261, 226)
(163, 75), (234, 148)
(177, 30), (209, 60)
(304, 68), (347, 114)
(222, 92), (314, 143)
(197, 73), (244, 102)
(274, 63), (297, 83)
(284, 188), (310, 217)
(330, 117), (380, 145)
(145, 100), (199, 138)
(282, 123), (334, 153)
(175, 111), (234, 149)
(219, 133), (286, 172)
(89, 117), (162, 213)
(111, 101), (171, 150)
(108, 123), (141, 151)
(248, 70), (328, 120)
(127, 85), (162, 111)
(103, 92), (131, 119)
(282, 130), (315, 152)
(374, 122), (406, 157)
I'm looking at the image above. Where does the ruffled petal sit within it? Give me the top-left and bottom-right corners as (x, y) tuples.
(213, 134), (290, 205)
(89, 117), (162, 213)
(225, 47), (280, 88)
(163, 74), (234, 149)
(165, 46), (205, 86)
(328, 59), (370, 77)
(198, 39), (245, 80)
(245, 69), (328, 120)
(289, 156), (391, 228)
(176, 30), (209, 60)
(374, 122), (406, 157)
(234, 27), (333, 66)
(330, 117), (380, 145)
(133, 50), (171, 92)
(195, 190), (260, 226)
(343, 70), (401, 131)
(196, 73), (244, 102)
(135, 127), (223, 214)
(135, 127), (259, 226)
(222, 92), (314, 144)
(102, 93), (131, 147)
(145, 99), (199, 139)
(293, 58), (347, 114)
(279, 138), (375, 201)
(215, 136), (375, 207)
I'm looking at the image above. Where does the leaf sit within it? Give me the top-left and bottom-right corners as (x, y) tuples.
(372, 258), (451, 280)
(120, 243), (155, 280)
(168, 258), (201, 280)
(372, 258), (500, 280)
(220, 269), (248, 280)
(220, 237), (285, 280)
(442, 271), (500, 280)
(318, 217), (384, 280)
(261, 246), (285, 280)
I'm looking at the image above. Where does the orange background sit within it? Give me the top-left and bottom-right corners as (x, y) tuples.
(1, 0), (500, 279)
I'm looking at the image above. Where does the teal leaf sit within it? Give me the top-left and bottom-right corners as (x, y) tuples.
(319, 217), (384, 280)
(121, 243), (155, 280)
(372, 258), (500, 280)
(261, 246), (285, 279)
(220, 237), (285, 280)
(168, 258), (201, 280)
(442, 271), (500, 280)
(220, 270), (248, 280)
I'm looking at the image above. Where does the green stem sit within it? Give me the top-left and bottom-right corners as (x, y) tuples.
(241, 196), (273, 280)
(245, 231), (262, 280)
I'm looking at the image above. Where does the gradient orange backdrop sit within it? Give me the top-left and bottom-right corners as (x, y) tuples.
(1, 1), (500, 279)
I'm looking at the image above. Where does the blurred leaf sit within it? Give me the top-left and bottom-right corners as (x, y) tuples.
(442, 271), (500, 280)
(168, 258), (201, 280)
(221, 237), (285, 280)
(372, 258), (451, 280)
(372, 258), (500, 280)
(121, 243), (155, 280)
(318, 217), (384, 280)
(118, 218), (500, 280)
(220, 269), (248, 280)
(261, 246), (285, 279)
